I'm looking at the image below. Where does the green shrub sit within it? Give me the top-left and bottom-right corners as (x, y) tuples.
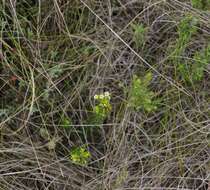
(172, 15), (198, 64)
(169, 15), (201, 83)
(191, 44), (210, 81)
(131, 23), (147, 48)
(128, 73), (158, 112)
(191, 0), (210, 10)
(178, 44), (210, 83)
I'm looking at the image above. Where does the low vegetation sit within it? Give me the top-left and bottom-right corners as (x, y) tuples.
(0, 0), (210, 189)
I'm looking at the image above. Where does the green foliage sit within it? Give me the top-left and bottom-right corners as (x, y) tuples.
(89, 92), (112, 125)
(177, 16), (197, 44)
(192, 0), (204, 9)
(178, 44), (210, 83)
(172, 15), (198, 64)
(60, 115), (72, 129)
(191, 44), (210, 81)
(42, 64), (64, 100)
(49, 64), (63, 79)
(191, 0), (210, 10)
(70, 146), (90, 166)
(131, 23), (147, 48)
(170, 15), (200, 83)
(50, 50), (58, 60)
(128, 73), (158, 112)
(80, 45), (96, 56)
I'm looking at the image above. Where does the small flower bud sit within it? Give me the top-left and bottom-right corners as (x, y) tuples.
(104, 91), (110, 97)
(94, 94), (99, 100)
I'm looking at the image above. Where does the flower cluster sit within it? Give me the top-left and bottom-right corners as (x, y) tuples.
(92, 92), (111, 123)
(70, 147), (90, 166)
(94, 91), (110, 100)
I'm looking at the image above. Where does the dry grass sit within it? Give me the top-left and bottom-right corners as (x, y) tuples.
(0, 0), (210, 189)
